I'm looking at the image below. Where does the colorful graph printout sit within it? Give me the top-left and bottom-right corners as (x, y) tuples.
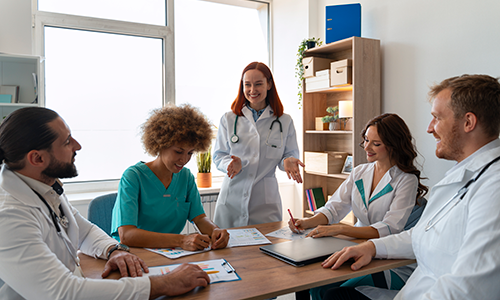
(146, 247), (209, 259)
(146, 259), (240, 284)
(227, 228), (272, 247)
(265, 226), (314, 240)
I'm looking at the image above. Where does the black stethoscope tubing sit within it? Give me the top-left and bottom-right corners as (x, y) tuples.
(32, 189), (81, 266)
(425, 155), (500, 231)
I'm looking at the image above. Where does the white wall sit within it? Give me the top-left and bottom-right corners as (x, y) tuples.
(310, 0), (500, 190)
(272, 0), (309, 217)
(0, 0), (31, 55)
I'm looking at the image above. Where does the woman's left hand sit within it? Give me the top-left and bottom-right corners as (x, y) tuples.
(306, 224), (345, 238)
(211, 228), (230, 249)
(284, 157), (305, 183)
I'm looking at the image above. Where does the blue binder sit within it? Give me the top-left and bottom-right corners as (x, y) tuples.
(325, 3), (361, 44)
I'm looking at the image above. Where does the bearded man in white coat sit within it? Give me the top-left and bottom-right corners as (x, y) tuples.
(320, 74), (500, 300)
(0, 107), (209, 300)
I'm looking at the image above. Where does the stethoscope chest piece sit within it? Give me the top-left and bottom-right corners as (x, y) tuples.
(231, 134), (239, 143)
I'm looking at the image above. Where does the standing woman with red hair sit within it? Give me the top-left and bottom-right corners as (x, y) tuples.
(213, 62), (304, 229)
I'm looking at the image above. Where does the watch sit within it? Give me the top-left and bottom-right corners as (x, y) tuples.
(107, 243), (130, 259)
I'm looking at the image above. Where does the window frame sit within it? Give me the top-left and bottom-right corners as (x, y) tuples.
(32, 0), (175, 108)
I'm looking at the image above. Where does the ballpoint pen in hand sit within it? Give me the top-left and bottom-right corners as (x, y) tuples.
(288, 209), (301, 232)
(191, 221), (203, 235)
(191, 221), (211, 250)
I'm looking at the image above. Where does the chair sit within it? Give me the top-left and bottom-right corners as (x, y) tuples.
(87, 193), (117, 235)
(371, 197), (428, 288)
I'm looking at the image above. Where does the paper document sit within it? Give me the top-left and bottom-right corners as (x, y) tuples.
(227, 228), (272, 247)
(266, 226), (314, 240)
(146, 258), (241, 284)
(146, 246), (210, 259)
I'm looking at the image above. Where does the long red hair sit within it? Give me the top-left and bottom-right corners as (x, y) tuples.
(231, 62), (284, 117)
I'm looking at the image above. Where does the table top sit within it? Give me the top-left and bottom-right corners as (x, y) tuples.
(79, 221), (415, 300)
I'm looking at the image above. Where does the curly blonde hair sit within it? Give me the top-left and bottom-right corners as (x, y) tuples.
(141, 104), (213, 156)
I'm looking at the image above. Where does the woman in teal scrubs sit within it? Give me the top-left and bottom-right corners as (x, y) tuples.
(111, 104), (229, 251)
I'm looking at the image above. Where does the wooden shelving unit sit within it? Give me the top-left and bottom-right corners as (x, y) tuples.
(302, 36), (381, 217)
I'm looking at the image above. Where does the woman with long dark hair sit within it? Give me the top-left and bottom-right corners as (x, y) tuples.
(290, 113), (427, 299)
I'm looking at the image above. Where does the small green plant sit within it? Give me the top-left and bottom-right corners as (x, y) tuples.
(321, 106), (339, 123)
(295, 37), (323, 108)
(196, 146), (212, 173)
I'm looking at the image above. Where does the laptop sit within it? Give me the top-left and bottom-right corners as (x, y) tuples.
(259, 237), (357, 267)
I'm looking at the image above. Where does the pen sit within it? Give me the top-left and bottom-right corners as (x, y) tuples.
(191, 221), (203, 235)
(191, 221), (211, 250)
(288, 209), (300, 232)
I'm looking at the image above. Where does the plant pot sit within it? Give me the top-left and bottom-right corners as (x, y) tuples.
(306, 41), (316, 49)
(196, 172), (212, 188)
(329, 122), (338, 131)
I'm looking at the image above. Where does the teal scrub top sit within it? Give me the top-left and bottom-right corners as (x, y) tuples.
(111, 162), (205, 241)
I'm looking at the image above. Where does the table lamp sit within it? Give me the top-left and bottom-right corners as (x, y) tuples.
(339, 100), (353, 130)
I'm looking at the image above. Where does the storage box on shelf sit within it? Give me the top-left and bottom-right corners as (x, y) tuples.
(0, 53), (43, 119)
(315, 117), (329, 131)
(305, 69), (330, 92)
(304, 151), (349, 174)
(301, 36), (380, 217)
(302, 56), (333, 78)
(330, 59), (352, 86)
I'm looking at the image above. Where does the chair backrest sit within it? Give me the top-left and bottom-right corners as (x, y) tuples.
(404, 197), (427, 230)
(87, 193), (117, 235)
(372, 197), (428, 288)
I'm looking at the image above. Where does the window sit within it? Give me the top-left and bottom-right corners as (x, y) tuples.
(34, 0), (270, 184)
(174, 0), (270, 177)
(44, 28), (163, 182)
(34, 0), (174, 183)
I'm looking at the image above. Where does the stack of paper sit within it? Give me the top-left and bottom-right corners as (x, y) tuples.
(227, 228), (271, 247)
(146, 247), (209, 259)
(266, 226), (314, 240)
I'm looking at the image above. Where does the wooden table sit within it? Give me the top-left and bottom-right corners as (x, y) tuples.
(79, 221), (415, 300)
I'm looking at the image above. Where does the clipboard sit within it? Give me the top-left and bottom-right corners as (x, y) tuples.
(146, 258), (241, 283)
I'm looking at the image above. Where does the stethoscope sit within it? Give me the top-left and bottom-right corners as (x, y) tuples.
(231, 115), (283, 149)
(32, 189), (81, 267)
(425, 155), (500, 231)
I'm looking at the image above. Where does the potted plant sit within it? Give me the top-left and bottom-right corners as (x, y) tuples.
(196, 145), (212, 188)
(321, 106), (339, 130)
(295, 37), (323, 108)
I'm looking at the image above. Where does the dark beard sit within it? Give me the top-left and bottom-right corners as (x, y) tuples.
(42, 153), (78, 179)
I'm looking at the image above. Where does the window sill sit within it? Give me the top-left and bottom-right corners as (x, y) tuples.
(66, 175), (295, 204)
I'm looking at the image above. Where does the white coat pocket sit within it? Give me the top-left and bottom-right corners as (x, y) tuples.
(266, 139), (284, 159)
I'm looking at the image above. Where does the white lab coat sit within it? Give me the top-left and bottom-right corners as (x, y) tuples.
(315, 163), (417, 237)
(362, 139), (500, 300)
(0, 165), (150, 300)
(213, 105), (300, 229)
